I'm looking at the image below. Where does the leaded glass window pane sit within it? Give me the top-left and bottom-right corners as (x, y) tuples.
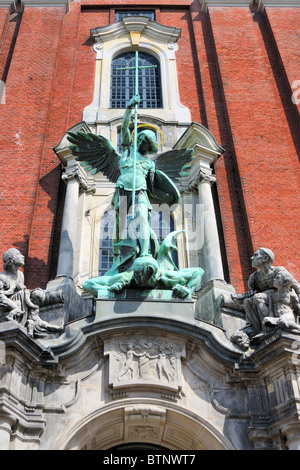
(110, 52), (162, 109)
(98, 209), (177, 275)
(115, 10), (155, 22)
(151, 210), (178, 268)
(99, 210), (115, 276)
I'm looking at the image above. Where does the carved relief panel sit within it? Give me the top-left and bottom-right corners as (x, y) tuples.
(104, 334), (186, 395)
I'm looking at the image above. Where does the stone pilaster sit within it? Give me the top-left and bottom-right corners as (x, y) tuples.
(197, 170), (224, 283)
(57, 165), (95, 280)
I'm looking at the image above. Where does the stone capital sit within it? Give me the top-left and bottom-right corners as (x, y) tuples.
(61, 166), (96, 194)
(180, 167), (216, 192)
(199, 170), (217, 185)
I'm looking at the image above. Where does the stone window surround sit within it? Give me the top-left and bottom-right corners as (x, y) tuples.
(82, 15), (191, 132)
(0, 0), (70, 13)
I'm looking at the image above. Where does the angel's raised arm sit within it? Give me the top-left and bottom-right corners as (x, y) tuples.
(121, 95), (140, 151)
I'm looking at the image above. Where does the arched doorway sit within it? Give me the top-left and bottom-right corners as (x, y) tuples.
(54, 400), (234, 450)
(109, 443), (168, 451)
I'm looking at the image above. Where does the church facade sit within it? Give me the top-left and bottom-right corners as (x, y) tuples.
(0, 0), (300, 450)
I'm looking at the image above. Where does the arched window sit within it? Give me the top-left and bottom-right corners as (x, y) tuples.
(110, 52), (162, 109)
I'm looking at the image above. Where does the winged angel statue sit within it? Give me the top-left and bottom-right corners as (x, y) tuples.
(67, 95), (204, 298)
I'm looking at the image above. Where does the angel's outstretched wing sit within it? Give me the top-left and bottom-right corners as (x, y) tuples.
(67, 131), (121, 183)
(153, 148), (194, 183)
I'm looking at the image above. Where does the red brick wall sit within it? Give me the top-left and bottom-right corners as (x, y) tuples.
(207, 5), (300, 288)
(0, 7), (11, 79)
(25, 5), (109, 287)
(265, 7), (300, 116)
(0, 6), (66, 286)
(0, 0), (299, 293)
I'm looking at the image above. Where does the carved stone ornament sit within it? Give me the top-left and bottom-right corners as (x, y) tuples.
(0, 248), (65, 339)
(226, 248), (300, 351)
(104, 334), (186, 394)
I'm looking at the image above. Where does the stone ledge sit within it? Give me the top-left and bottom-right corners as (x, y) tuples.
(95, 293), (195, 324)
(0, 0), (15, 11)
(200, 0), (300, 12)
(20, 0), (70, 12)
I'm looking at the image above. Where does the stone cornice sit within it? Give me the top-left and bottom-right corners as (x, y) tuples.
(20, 0), (70, 12)
(201, 0), (251, 10)
(200, 0), (300, 11)
(257, 0), (300, 8)
(0, 0), (15, 12)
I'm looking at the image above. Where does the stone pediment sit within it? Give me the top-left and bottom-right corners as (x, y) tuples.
(90, 16), (181, 47)
(174, 122), (224, 165)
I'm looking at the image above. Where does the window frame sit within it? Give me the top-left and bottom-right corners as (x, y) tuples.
(83, 17), (191, 125)
(110, 51), (162, 109)
(115, 10), (156, 22)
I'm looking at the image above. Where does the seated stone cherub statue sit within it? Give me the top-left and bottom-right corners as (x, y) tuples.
(0, 248), (37, 322)
(263, 270), (300, 332)
(0, 248), (64, 339)
(26, 308), (64, 339)
(231, 248), (300, 351)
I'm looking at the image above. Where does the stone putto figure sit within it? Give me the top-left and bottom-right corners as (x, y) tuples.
(0, 248), (64, 338)
(231, 248), (300, 350)
(0, 248), (36, 322)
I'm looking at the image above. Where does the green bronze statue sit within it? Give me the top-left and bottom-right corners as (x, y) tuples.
(83, 231), (204, 299)
(67, 92), (204, 298)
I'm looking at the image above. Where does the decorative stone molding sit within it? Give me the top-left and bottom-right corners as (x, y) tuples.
(62, 166), (96, 194)
(91, 16), (181, 49)
(256, 0), (300, 10)
(53, 121), (91, 167)
(200, 0), (253, 11)
(0, 0), (15, 12)
(20, 0), (70, 12)
(103, 334), (186, 399)
(124, 404), (167, 444)
(200, 0), (300, 12)
(174, 122), (224, 192)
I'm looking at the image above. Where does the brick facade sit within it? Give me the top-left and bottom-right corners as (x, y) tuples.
(0, 0), (299, 291)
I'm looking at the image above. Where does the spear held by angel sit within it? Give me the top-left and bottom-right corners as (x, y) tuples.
(67, 96), (195, 274)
